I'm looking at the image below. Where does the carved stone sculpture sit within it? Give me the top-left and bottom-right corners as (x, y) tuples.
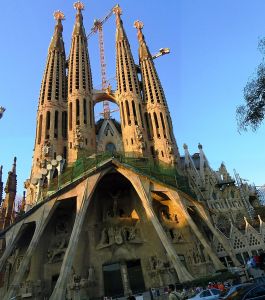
(74, 125), (84, 149)
(47, 237), (67, 263)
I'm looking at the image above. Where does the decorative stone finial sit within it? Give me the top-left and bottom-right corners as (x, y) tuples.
(183, 143), (188, 150)
(198, 143), (203, 150)
(134, 20), (144, 30)
(53, 10), (65, 21)
(113, 4), (122, 16)
(74, 1), (85, 11)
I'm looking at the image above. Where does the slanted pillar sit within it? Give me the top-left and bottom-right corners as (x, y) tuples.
(168, 190), (224, 270)
(192, 200), (240, 267)
(50, 172), (103, 300)
(3, 201), (56, 300)
(117, 168), (193, 282)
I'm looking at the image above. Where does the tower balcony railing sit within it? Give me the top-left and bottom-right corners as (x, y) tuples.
(41, 151), (196, 203)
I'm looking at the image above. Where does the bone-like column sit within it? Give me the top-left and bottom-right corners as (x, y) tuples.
(50, 172), (102, 300)
(117, 167), (194, 282)
(4, 201), (57, 300)
(168, 190), (225, 270)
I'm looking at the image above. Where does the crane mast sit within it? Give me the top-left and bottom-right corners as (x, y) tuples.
(88, 8), (114, 119)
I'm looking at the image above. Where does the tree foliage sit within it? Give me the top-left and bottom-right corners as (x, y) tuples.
(237, 38), (265, 131)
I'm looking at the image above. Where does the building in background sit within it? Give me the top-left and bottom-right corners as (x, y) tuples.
(0, 2), (264, 299)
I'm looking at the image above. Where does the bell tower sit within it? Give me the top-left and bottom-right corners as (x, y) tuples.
(134, 21), (179, 165)
(31, 11), (68, 179)
(67, 1), (96, 163)
(113, 5), (150, 157)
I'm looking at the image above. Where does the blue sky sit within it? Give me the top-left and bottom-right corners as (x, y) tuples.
(0, 0), (265, 197)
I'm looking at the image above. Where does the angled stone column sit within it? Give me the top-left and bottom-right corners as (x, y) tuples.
(50, 172), (103, 300)
(193, 202), (240, 267)
(4, 200), (57, 300)
(0, 221), (24, 272)
(117, 168), (193, 282)
(168, 190), (225, 270)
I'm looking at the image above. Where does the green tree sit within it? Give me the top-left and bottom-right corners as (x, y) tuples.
(236, 38), (265, 131)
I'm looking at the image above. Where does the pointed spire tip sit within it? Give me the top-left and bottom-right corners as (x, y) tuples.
(74, 1), (85, 11)
(134, 20), (144, 30)
(54, 10), (65, 21)
(113, 4), (122, 16)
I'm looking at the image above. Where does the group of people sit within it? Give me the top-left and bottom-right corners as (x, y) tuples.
(247, 252), (265, 270)
(166, 281), (232, 300)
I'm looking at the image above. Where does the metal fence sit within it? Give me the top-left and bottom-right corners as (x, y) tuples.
(44, 152), (195, 200)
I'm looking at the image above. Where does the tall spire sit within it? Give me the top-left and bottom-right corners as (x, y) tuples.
(31, 11), (68, 181)
(134, 21), (179, 165)
(113, 5), (150, 157)
(0, 158), (17, 230)
(67, 1), (96, 163)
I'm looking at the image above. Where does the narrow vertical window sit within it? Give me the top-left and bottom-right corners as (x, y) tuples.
(45, 111), (50, 139)
(125, 100), (131, 125)
(139, 104), (144, 128)
(76, 99), (80, 125)
(144, 112), (151, 139)
(160, 112), (166, 138)
(54, 110), (58, 138)
(38, 115), (43, 144)
(148, 113), (154, 139)
(121, 102), (125, 127)
(132, 100), (138, 125)
(83, 99), (87, 124)
(154, 112), (160, 138)
(62, 111), (67, 139)
(69, 102), (72, 131)
(63, 146), (67, 159)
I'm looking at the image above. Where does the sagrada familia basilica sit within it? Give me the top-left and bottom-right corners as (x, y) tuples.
(0, 2), (264, 299)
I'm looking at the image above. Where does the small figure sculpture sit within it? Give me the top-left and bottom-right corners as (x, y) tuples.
(87, 266), (96, 286)
(74, 125), (84, 149)
(42, 140), (52, 158)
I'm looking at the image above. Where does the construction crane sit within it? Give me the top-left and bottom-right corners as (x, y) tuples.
(152, 48), (170, 59)
(0, 106), (5, 119)
(87, 6), (116, 119)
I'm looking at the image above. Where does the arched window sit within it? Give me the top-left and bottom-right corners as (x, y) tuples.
(105, 143), (116, 153)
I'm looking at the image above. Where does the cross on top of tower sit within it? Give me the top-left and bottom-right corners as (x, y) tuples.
(74, 1), (85, 11)
(53, 10), (65, 21)
(113, 4), (122, 16)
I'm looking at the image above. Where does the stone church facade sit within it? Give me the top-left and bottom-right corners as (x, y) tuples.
(0, 2), (263, 299)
